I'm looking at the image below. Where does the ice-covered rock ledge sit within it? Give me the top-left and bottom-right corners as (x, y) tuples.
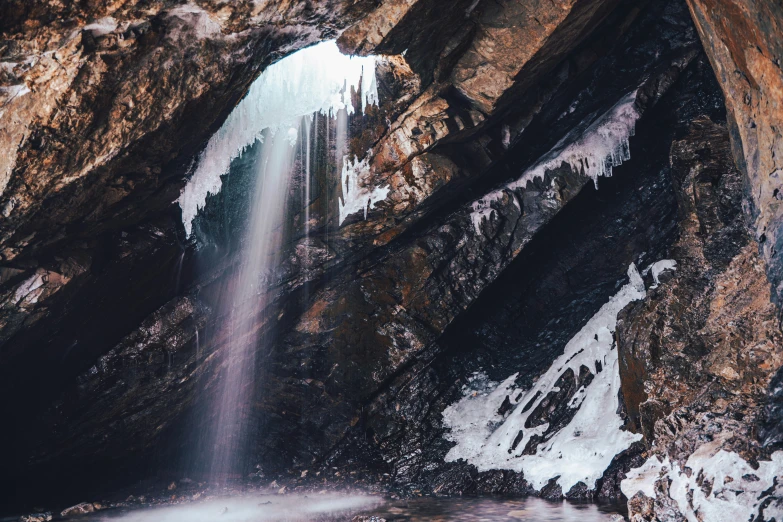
(470, 90), (640, 234)
(442, 260), (675, 495)
(621, 440), (783, 522)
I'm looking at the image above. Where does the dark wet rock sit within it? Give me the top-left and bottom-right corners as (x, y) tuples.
(759, 366), (783, 450)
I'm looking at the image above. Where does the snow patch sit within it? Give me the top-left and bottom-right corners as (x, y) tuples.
(165, 5), (222, 42)
(83, 17), (118, 37)
(338, 153), (390, 225)
(178, 40), (378, 236)
(644, 259), (677, 289)
(470, 91), (640, 234)
(622, 445), (783, 522)
(443, 263), (648, 493)
(620, 455), (667, 499)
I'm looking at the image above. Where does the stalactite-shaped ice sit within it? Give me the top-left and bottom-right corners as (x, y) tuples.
(338, 152), (391, 225)
(470, 90), (640, 234)
(178, 40), (378, 236)
(442, 262), (675, 493)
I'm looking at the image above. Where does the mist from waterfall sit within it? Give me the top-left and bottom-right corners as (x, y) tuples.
(179, 41), (378, 480)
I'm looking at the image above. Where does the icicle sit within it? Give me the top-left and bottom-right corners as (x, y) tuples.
(338, 153), (390, 225)
(178, 41), (378, 236)
(470, 90), (640, 234)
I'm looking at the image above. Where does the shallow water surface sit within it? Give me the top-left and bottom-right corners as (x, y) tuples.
(86, 494), (379, 522)
(362, 496), (623, 521)
(75, 494), (623, 522)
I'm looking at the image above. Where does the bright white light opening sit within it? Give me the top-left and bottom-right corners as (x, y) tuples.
(178, 40), (379, 236)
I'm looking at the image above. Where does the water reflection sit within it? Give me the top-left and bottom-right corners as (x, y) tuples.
(364, 497), (624, 521)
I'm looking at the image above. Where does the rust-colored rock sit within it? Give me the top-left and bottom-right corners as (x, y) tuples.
(618, 117), (783, 519)
(685, 0), (783, 306)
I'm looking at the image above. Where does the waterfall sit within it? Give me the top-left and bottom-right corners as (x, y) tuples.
(179, 41), (378, 481)
(208, 125), (298, 477)
(178, 40), (378, 237)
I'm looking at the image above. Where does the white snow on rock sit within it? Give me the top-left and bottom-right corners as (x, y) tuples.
(83, 17), (118, 37)
(644, 259), (677, 289)
(622, 442), (783, 522)
(338, 153), (390, 225)
(620, 454), (666, 499)
(443, 263), (656, 493)
(0, 84), (31, 100)
(165, 4), (221, 42)
(470, 90), (640, 234)
(178, 40), (378, 236)
(12, 271), (46, 307)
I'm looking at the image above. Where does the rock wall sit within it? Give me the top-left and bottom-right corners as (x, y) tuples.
(618, 116), (783, 521)
(685, 0), (783, 308)
(0, 0), (782, 516)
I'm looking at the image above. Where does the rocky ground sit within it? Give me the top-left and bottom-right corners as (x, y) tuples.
(1, 0), (782, 520)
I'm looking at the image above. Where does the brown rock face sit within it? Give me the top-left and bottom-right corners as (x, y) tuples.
(0, 0), (377, 263)
(685, 0), (783, 307)
(450, 0), (621, 114)
(617, 116), (783, 520)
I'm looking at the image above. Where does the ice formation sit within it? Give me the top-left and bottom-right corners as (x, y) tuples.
(470, 90), (640, 234)
(644, 258), (677, 289)
(338, 153), (391, 225)
(443, 262), (674, 493)
(178, 40), (378, 236)
(621, 443), (783, 522)
(204, 120), (301, 477)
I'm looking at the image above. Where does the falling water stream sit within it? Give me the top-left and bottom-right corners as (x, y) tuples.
(177, 41), (378, 481)
(207, 124), (298, 477)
